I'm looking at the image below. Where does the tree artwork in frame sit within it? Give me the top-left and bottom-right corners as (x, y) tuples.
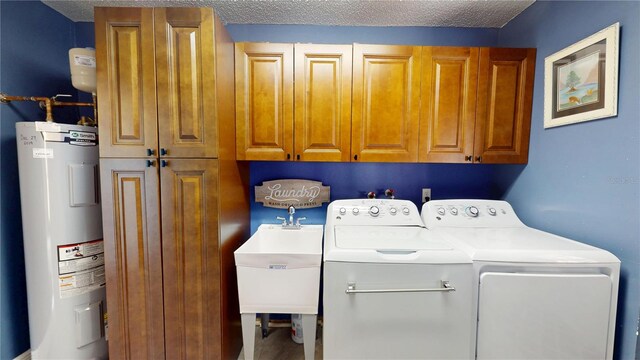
(544, 23), (619, 128)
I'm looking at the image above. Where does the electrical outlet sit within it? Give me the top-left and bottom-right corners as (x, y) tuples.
(422, 188), (431, 203)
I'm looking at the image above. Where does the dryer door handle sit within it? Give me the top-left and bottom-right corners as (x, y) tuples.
(345, 281), (455, 294)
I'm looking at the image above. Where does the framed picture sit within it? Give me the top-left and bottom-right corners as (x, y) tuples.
(544, 23), (619, 128)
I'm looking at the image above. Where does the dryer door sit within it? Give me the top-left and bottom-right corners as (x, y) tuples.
(476, 272), (613, 360)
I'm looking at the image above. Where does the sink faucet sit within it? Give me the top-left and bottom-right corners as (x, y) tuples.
(275, 206), (306, 229)
(288, 206), (296, 226)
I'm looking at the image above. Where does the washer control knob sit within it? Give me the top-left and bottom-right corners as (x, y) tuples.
(369, 206), (380, 217)
(402, 207), (410, 215)
(389, 207), (398, 215)
(437, 207), (446, 216)
(352, 207), (360, 215)
(465, 206), (479, 217)
(488, 207), (497, 216)
(450, 208), (458, 215)
(339, 207), (347, 215)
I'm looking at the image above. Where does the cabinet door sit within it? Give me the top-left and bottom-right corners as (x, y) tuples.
(294, 44), (352, 162)
(475, 48), (536, 164)
(235, 43), (294, 161)
(100, 159), (164, 360)
(160, 159), (221, 359)
(419, 47), (479, 163)
(95, 8), (158, 158)
(352, 45), (421, 162)
(155, 8), (218, 158)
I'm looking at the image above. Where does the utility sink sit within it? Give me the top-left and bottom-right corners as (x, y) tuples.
(235, 224), (323, 360)
(235, 224), (323, 313)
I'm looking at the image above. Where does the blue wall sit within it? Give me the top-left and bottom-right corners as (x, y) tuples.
(493, 1), (640, 359)
(250, 162), (502, 233)
(0, 1), (81, 358)
(227, 24), (502, 233)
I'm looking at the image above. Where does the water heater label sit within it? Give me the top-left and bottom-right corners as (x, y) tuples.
(33, 148), (53, 158)
(57, 239), (106, 299)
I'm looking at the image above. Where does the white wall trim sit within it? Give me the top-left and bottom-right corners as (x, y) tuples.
(13, 349), (31, 360)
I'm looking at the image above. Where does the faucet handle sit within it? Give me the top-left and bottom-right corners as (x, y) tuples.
(276, 216), (287, 226)
(295, 217), (307, 227)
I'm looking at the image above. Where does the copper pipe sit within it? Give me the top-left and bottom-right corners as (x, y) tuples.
(1, 93), (97, 124)
(1, 93), (54, 121)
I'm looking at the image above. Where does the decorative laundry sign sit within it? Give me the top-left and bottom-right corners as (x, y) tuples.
(255, 179), (330, 209)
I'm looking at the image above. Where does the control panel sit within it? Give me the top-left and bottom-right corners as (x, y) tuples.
(327, 199), (424, 227)
(421, 200), (524, 228)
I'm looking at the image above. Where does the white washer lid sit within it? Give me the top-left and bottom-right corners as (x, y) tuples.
(335, 226), (453, 251)
(437, 227), (620, 263)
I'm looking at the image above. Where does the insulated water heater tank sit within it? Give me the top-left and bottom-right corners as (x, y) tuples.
(16, 121), (107, 359)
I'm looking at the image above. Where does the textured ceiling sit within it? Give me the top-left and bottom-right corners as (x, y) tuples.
(41, 0), (535, 28)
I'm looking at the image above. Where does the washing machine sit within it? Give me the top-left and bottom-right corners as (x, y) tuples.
(421, 200), (620, 360)
(323, 199), (474, 359)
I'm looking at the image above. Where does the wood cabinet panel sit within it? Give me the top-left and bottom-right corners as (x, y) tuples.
(155, 8), (217, 158)
(161, 159), (221, 360)
(419, 47), (479, 163)
(352, 44), (421, 162)
(99, 159), (164, 360)
(294, 44), (352, 162)
(95, 8), (158, 158)
(235, 43), (294, 160)
(475, 47), (536, 164)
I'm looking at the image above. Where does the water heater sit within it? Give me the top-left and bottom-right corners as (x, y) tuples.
(16, 121), (107, 359)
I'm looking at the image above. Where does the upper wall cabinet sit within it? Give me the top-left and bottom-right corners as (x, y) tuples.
(235, 43), (294, 161)
(419, 46), (536, 164)
(352, 45), (422, 162)
(235, 43), (352, 162)
(419, 47), (479, 163)
(96, 8), (217, 158)
(474, 47), (536, 164)
(294, 44), (352, 162)
(234, 43), (535, 164)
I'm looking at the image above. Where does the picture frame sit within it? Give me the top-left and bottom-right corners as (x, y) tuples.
(544, 23), (620, 128)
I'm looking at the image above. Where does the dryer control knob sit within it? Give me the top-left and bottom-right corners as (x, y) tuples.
(465, 206), (479, 217)
(402, 207), (410, 215)
(352, 208), (360, 215)
(437, 207), (446, 216)
(488, 207), (497, 216)
(369, 206), (380, 217)
(389, 207), (398, 215)
(339, 207), (347, 215)
(450, 208), (458, 215)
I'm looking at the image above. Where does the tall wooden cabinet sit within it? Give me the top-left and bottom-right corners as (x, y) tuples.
(96, 7), (248, 360)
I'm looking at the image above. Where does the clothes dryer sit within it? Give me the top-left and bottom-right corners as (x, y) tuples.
(422, 200), (620, 360)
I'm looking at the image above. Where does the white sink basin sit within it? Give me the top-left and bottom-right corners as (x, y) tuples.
(234, 224), (323, 314)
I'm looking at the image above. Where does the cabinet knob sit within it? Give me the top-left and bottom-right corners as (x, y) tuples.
(475, 156), (482, 163)
(160, 148), (168, 156)
(287, 153), (291, 160)
(147, 148), (155, 156)
(464, 155), (472, 162)
(354, 154), (358, 161)
(161, 160), (168, 167)
(146, 160), (155, 167)
(296, 154), (300, 161)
